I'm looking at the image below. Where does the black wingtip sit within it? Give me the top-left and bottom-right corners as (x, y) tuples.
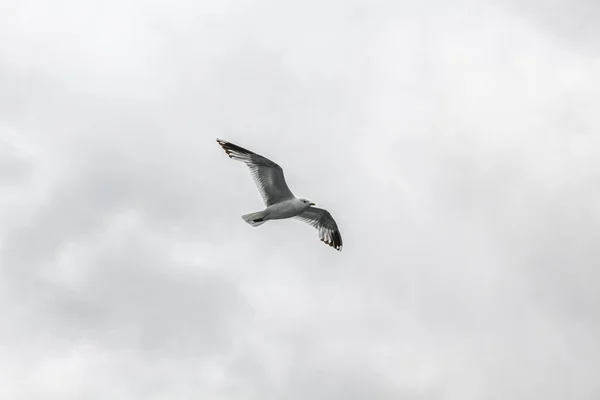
(320, 230), (343, 251)
(216, 139), (253, 155)
(216, 139), (238, 159)
(333, 230), (343, 251)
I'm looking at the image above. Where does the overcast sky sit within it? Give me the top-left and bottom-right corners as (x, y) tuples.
(1, 0), (599, 399)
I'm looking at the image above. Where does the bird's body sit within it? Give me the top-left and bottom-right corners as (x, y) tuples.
(240, 198), (312, 227)
(216, 139), (343, 251)
(262, 198), (313, 220)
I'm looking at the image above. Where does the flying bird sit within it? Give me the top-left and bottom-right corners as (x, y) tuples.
(216, 139), (343, 251)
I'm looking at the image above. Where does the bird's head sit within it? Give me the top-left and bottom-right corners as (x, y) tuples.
(299, 198), (316, 207)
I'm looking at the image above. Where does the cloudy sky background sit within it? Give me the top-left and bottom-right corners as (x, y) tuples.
(1, 0), (599, 398)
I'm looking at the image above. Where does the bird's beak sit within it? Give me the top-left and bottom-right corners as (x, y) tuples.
(310, 202), (316, 206)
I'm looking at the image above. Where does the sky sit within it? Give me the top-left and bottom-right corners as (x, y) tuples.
(0, 0), (599, 399)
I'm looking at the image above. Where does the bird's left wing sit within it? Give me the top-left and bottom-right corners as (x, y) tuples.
(217, 139), (295, 206)
(294, 206), (343, 251)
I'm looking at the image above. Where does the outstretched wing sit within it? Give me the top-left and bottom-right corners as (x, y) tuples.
(294, 207), (343, 251)
(217, 139), (295, 206)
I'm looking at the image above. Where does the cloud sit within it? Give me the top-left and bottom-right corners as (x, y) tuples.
(1, 0), (599, 399)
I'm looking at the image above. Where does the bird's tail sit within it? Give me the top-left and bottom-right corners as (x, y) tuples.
(241, 211), (267, 227)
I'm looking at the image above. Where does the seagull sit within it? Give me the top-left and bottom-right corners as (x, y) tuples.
(216, 138), (343, 251)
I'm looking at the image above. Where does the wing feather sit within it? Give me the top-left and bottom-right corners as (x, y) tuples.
(217, 139), (295, 206)
(294, 207), (343, 251)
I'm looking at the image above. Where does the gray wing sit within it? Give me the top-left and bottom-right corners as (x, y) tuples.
(217, 139), (295, 206)
(294, 206), (343, 251)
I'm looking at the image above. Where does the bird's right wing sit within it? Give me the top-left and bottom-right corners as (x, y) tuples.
(217, 139), (295, 206)
(294, 206), (343, 251)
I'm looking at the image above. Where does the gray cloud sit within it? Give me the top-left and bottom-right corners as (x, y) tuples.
(1, 0), (599, 399)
